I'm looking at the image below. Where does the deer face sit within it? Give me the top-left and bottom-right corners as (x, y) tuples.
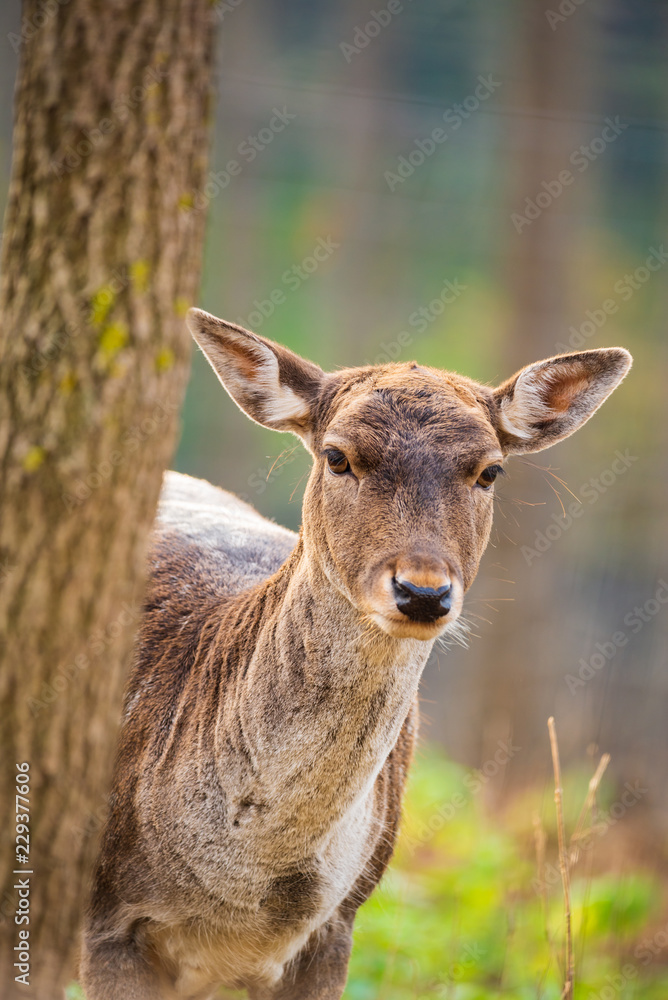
(301, 366), (501, 639)
(187, 309), (631, 642)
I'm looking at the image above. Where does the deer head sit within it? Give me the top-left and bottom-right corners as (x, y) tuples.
(187, 308), (631, 642)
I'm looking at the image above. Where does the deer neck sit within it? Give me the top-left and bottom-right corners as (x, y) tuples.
(220, 535), (431, 845)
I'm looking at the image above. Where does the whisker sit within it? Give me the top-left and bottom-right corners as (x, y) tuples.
(520, 458), (581, 504)
(266, 445), (299, 479)
(289, 471), (309, 502)
(546, 479), (567, 518)
(436, 615), (474, 651)
(465, 611), (495, 626)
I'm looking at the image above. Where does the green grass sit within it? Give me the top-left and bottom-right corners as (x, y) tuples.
(344, 746), (668, 1000)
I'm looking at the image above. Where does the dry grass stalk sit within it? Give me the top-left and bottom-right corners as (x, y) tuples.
(569, 752), (610, 866)
(547, 716), (574, 1000)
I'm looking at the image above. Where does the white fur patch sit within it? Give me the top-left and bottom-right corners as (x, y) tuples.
(497, 350), (632, 453)
(498, 362), (579, 439)
(253, 351), (311, 426)
(187, 310), (312, 443)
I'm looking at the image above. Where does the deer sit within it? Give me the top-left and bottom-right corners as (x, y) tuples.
(80, 307), (631, 1000)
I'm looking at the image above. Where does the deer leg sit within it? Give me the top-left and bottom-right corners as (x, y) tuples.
(249, 911), (355, 1000)
(79, 932), (168, 1000)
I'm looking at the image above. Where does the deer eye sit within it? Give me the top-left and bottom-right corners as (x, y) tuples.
(476, 464), (504, 490)
(325, 449), (350, 476)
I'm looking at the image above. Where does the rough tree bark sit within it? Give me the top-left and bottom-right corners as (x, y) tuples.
(0, 2), (216, 996)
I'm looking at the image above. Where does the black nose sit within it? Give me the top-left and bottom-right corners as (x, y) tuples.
(392, 578), (452, 622)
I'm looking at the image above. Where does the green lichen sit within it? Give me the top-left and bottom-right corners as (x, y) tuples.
(155, 347), (175, 373)
(98, 322), (129, 361)
(174, 297), (190, 318)
(178, 193), (194, 211)
(130, 259), (150, 293)
(23, 446), (45, 472)
(59, 372), (77, 395)
(90, 286), (116, 327)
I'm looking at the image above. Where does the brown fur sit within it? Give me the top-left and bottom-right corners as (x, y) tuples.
(81, 311), (631, 999)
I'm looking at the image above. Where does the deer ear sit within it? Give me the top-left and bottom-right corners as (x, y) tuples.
(187, 309), (324, 450)
(493, 348), (632, 455)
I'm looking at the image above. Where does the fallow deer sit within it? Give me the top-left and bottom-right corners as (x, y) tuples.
(81, 308), (631, 999)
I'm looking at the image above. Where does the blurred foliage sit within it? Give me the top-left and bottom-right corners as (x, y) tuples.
(345, 744), (668, 999)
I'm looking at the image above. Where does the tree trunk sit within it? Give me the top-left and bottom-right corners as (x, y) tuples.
(0, 2), (216, 995)
(473, 0), (595, 781)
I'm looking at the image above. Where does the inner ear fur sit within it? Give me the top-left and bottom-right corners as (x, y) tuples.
(493, 347), (632, 455)
(186, 308), (324, 447)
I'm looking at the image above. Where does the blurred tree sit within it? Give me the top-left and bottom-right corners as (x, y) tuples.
(0, 1), (216, 995)
(475, 0), (593, 778)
